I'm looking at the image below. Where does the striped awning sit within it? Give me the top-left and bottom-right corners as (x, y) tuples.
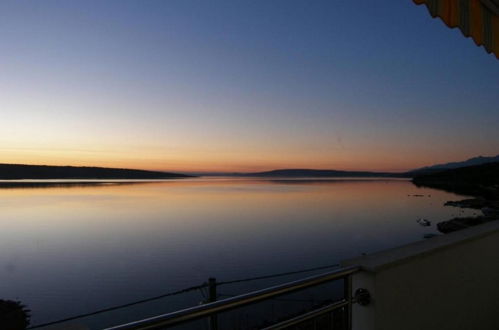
(414, 0), (499, 58)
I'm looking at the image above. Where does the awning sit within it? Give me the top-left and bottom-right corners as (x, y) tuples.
(414, 0), (499, 58)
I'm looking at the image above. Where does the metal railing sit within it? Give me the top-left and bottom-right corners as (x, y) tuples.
(105, 265), (361, 330)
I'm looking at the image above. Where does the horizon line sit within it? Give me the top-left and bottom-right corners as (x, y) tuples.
(0, 162), (413, 174)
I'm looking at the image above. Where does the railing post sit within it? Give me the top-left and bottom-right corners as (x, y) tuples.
(345, 275), (352, 330)
(105, 266), (360, 330)
(208, 277), (218, 330)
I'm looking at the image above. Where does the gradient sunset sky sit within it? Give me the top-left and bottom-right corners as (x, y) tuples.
(1, 1), (498, 173)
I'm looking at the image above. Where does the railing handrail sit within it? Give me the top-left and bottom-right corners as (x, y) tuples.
(105, 265), (360, 330)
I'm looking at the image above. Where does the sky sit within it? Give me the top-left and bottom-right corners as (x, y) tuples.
(1, 0), (498, 173)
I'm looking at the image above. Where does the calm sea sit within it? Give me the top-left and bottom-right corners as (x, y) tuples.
(0, 178), (477, 329)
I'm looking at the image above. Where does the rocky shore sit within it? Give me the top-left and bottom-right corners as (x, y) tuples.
(436, 197), (499, 233)
(412, 162), (499, 233)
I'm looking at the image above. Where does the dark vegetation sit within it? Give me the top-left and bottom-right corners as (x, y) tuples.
(412, 162), (499, 233)
(0, 164), (192, 180)
(412, 162), (499, 199)
(0, 299), (30, 330)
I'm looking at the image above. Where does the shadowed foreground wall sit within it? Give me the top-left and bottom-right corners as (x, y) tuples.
(343, 221), (499, 330)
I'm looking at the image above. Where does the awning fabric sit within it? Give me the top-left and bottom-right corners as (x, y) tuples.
(414, 0), (499, 58)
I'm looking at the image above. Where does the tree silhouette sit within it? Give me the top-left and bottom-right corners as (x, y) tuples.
(0, 299), (31, 330)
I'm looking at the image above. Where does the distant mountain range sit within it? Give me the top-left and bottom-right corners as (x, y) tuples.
(232, 155), (499, 178)
(0, 164), (191, 180)
(237, 169), (402, 178)
(408, 155), (499, 176)
(1, 155), (498, 180)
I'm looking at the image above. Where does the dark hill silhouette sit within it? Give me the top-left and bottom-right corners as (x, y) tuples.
(408, 155), (499, 176)
(0, 164), (191, 180)
(240, 169), (402, 178)
(274, 156), (499, 179)
(413, 162), (499, 233)
(412, 162), (499, 199)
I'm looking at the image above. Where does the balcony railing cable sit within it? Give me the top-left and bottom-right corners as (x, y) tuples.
(105, 265), (361, 330)
(27, 262), (342, 329)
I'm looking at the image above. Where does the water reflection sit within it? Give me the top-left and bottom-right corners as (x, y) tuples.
(0, 178), (475, 328)
(0, 181), (144, 189)
(0, 179), (189, 190)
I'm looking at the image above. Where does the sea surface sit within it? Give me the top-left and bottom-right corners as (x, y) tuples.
(0, 177), (478, 329)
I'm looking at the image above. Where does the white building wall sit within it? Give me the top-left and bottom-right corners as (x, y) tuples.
(342, 221), (499, 330)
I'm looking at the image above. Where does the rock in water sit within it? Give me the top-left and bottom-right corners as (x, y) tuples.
(482, 207), (499, 217)
(417, 218), (431, 226)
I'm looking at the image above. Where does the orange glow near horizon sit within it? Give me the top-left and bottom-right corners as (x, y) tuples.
(1, 1), (498, 176)
(0, 144), (487, 173)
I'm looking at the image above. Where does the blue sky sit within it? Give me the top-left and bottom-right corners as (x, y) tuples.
(1, 1), (498, 172)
